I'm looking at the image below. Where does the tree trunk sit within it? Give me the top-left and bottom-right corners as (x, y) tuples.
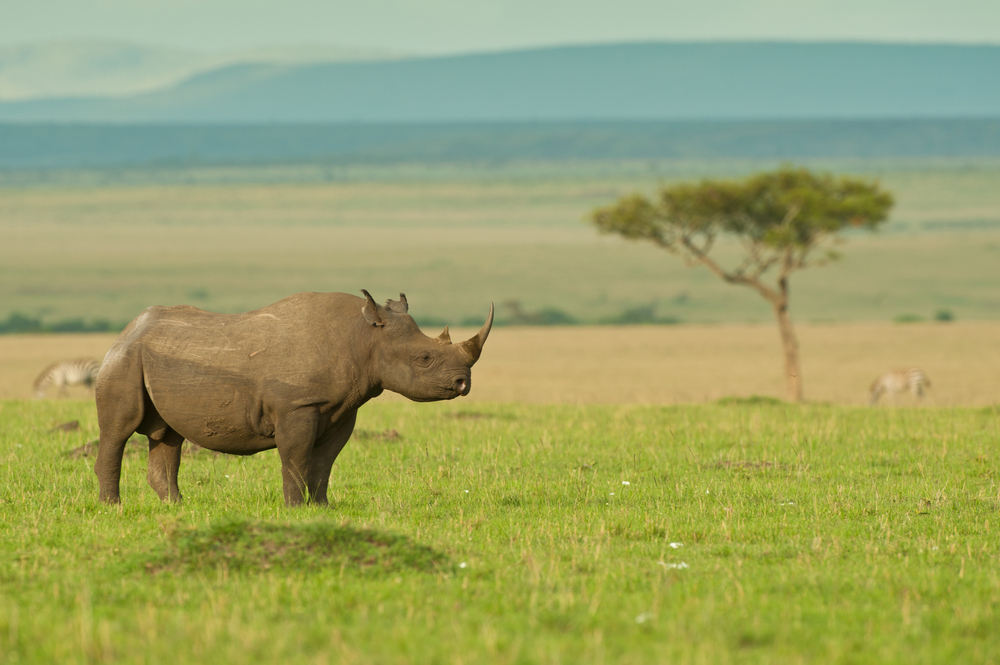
(772, 297), (803, 403)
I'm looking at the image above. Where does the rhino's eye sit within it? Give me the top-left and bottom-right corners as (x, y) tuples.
(415, 353), (433, 366)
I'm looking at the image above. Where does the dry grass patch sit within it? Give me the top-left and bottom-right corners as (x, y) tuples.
(0, 333), (116, 399)
(3, 322), (1000, 405)
(449, 321), (1000, 406)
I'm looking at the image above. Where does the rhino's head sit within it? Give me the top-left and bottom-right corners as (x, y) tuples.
(361, 290), (493, 402)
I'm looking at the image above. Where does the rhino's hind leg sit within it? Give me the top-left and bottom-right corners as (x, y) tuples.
(94, 367), (149, 504)
(95, 430), (133, 504)
(146, 426), (184, 503)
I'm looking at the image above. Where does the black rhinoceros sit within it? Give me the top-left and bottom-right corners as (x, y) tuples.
(94, 290), (492, 506)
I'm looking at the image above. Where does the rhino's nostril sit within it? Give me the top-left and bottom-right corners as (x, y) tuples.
(456, 378), (469, 395)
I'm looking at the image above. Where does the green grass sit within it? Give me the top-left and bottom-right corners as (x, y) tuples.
(2, 399), (998, 663)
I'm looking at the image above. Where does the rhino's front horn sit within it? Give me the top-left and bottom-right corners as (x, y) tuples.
(459, 303), (494, 364)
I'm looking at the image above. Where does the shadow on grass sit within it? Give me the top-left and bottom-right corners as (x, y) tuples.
(143, 519), (448, 575)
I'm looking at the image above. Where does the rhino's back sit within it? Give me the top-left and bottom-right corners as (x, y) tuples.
(105, 292), (366, 379)
(129, 295), (343, 377)
(132, 291), (362, 353)
(99, 292), (371, 449)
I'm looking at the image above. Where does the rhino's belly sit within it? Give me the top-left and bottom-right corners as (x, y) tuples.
(173, 419), (276, 455)
(143, 372), (276, 454)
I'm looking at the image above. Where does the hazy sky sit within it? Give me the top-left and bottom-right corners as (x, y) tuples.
(4, 0), (999, 53)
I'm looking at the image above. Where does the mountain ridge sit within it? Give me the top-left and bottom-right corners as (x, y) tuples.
(0, 40), (409, 101)
(1, 41), (998, 123)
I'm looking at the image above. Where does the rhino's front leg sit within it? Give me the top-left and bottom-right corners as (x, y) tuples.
(307, 410), (357, 505)
(274, 407), (320, 506)
(147, 426), (184, 502)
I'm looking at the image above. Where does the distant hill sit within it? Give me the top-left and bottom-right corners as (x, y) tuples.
(2, 119), (1000, 170)
(1, 42), (999, 123)
(0, 40), (408, 102)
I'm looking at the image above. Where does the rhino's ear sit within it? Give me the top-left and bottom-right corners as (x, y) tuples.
(361, 289), (385, 327)
(385, 293), (408, 314)
(434, 326), (452, 345)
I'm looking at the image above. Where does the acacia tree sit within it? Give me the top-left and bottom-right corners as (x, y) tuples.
(590, 167), (894, 402)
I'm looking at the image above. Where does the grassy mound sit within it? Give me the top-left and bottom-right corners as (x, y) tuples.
(149, 519), (448, 575)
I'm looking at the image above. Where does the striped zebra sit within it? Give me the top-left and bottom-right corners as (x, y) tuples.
(33, 358), (102, 398)
(868, 368), (931, 405)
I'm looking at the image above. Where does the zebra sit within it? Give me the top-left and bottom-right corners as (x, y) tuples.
(868, 368), (931, 405)
(33, 358), (102, 398)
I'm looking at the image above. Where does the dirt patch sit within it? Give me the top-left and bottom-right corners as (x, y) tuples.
(714, 460), (781, 470)
(446, 412), (489, 420)
(354, 429), (401, 441)
(443, 411), (514, 421)
(716, 396), (785, 406)
(51, 420), (80, 432)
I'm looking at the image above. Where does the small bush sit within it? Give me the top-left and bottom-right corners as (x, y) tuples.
(0, 312), (125, 334)
(498, 301), (578, 326)
(599, 304), (680, 325)
(934, 309), (954, 322)
(0, 312), (43, 333)
(530, 307), (578, 325)
(413, 315), (449, 329)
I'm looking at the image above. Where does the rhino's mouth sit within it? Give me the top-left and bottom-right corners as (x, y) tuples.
(406, 376), (470, 402)
(436, 376), (470, 400)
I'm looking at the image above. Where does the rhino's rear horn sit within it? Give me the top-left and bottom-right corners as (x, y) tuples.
(435, 326), (452, 344)
(361, 289), (385, 327)
(459, 303), (494, 364)
(385, 293), (408, 313)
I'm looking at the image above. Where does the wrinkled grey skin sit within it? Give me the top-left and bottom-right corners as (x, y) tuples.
(94, 290), (493, 506)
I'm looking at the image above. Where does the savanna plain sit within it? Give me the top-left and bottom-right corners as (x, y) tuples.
(1, 159), (999, 663)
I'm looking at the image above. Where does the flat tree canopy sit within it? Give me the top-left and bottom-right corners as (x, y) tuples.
(590, 166), (894, 402)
